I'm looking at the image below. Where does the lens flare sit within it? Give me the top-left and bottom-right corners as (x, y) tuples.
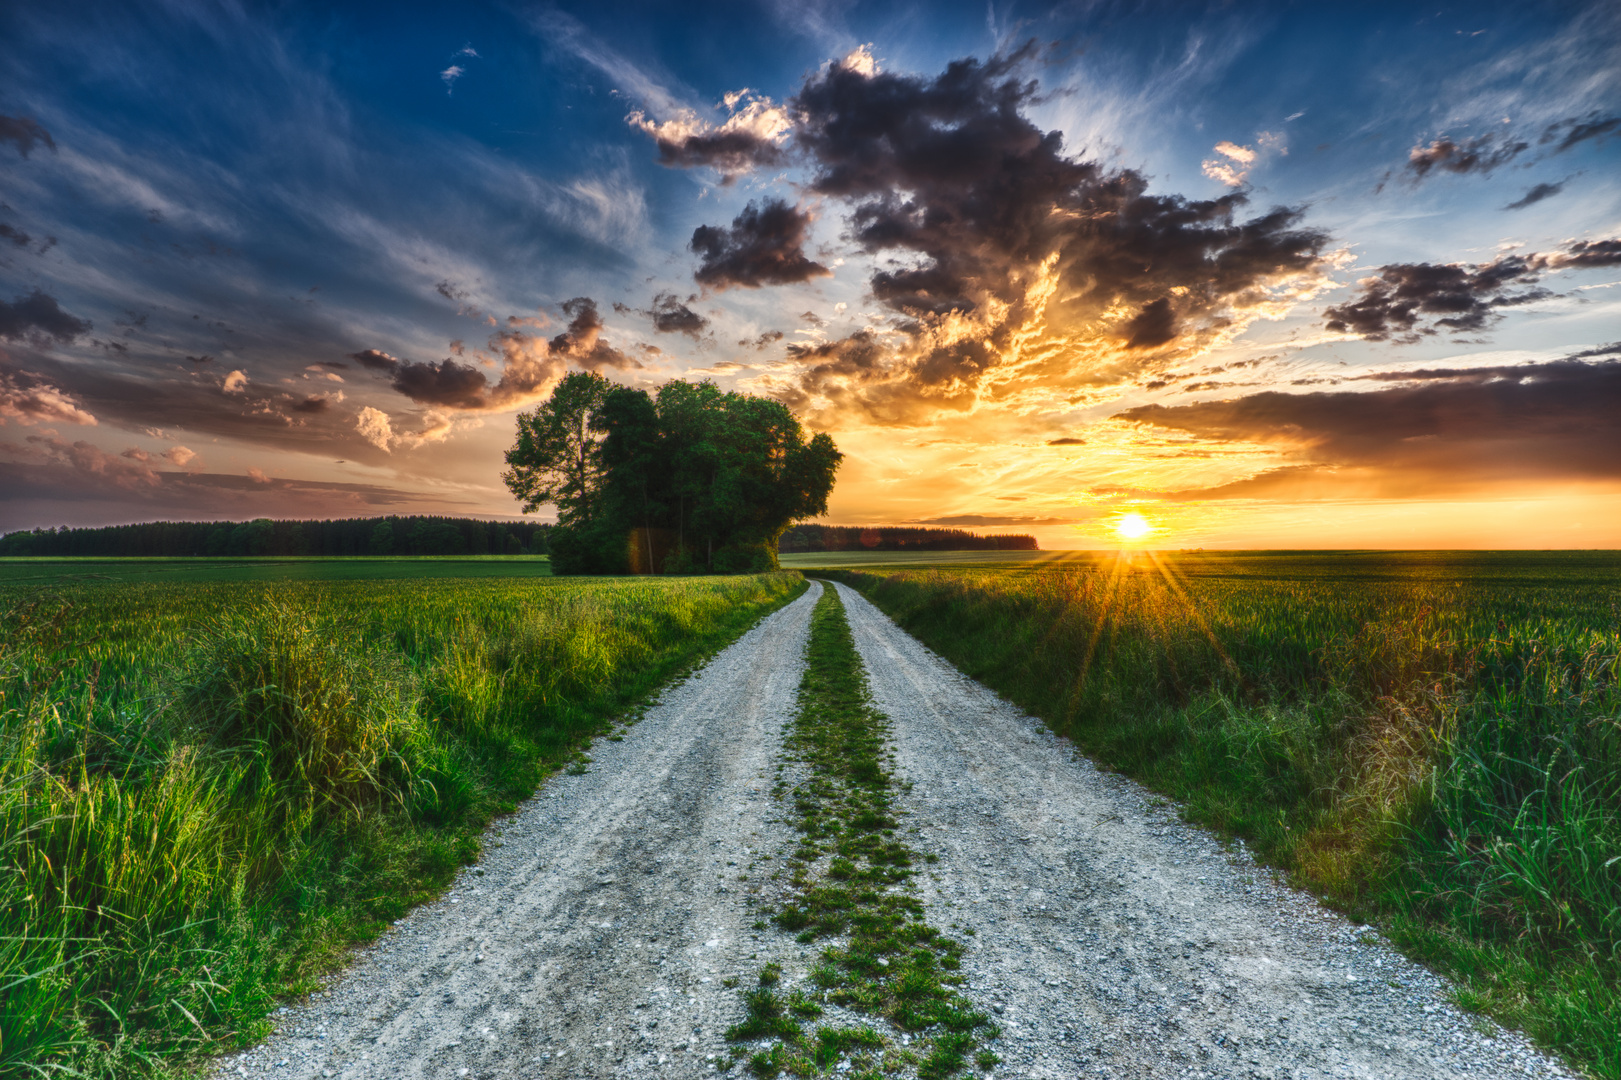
(1114, 511), (1152, 541)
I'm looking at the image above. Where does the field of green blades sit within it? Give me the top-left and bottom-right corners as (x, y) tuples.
(0, 561), (805, 1077)
(818, 551), (1621, 1079)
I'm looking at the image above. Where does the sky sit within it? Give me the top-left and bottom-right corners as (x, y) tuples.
(2, 0), (1619, 548)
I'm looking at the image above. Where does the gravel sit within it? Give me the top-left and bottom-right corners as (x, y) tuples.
(832, 579), (1574, 1080)
(214, 577), (1577, 1080)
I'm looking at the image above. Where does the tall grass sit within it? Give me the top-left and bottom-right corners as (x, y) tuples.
(0, 572), (804, 1076)
(823, 553), (1621, 1078)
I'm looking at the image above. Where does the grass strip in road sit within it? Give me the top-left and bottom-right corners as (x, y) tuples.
(726, 583), (997, 1079)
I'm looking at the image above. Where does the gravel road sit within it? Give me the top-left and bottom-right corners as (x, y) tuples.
(830, 580), (1573, 1080)
(218, 582), (821, 1080)
(218, 577), (1576, 1080)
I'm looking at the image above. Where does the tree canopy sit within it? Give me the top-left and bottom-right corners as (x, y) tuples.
(503, 373), (841, 574)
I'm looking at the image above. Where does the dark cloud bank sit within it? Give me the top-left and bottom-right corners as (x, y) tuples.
(350, 297), (639, 411)
(616, 292), (710, 337)
(690, 200), (831, 290)
(0, 289), (92, 345)
(1405, 111), (1619, 182)
(1325, 239), (1621, 342)
(642, 45), (1331, 423)
(1117, 357), (1621, 499)
(0, 114), (55, 158)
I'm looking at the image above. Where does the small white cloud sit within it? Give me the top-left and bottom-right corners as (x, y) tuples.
(246, 466), (270, 484)
(1202, 159), (1248, 187)
(441, 64), (465, 94)
(164, 445), (197, 467)
(357, 406), (394, 451)
(839, 44), (877, 76)
(222, 369), (248, 393)
(1203, 133), (1287, 187)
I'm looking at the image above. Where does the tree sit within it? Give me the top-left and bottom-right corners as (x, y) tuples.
(501, 371), (612, 525)
(503, 377), (842, 574)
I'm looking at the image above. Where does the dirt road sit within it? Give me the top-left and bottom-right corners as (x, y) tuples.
(219, 579), (1572, 1079)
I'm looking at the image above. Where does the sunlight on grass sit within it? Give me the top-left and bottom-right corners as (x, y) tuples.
(827, 552), (1621, 1079)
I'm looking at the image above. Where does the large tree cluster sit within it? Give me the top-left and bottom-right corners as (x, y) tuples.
(503, 373), (841, 575)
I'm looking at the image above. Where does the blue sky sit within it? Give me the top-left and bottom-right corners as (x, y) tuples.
(2, 0), (1618, 545)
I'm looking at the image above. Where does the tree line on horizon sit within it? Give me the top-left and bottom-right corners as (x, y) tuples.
(503, 373), (841, 575)
(0, 518), (1036, 560)
(778, 524), (1037, 553)
(0, 515), (550, 558)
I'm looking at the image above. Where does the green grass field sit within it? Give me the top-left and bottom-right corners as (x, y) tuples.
(0, 558), (800, 1077)
(819, 550), (1621, 1078)
(0, 554), (553, 587)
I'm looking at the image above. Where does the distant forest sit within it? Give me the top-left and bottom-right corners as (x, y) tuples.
(779, 525), (1037, 553)
(0, 519), (1034, 558)
(0, 516), (551, 557)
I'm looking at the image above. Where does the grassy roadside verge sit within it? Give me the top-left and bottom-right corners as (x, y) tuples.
(727, 583), (997, 1079)
(820, 561), (1620, 1079)
(0, 571), (805, 1078)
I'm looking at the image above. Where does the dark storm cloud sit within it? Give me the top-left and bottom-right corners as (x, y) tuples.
(1545, 112), (1620, 153)
(1537, 238), (1621, 269)
(1405, 133), (1527, 178)
(0, 223), (30, 246)
(548, 297), (638, 369)
(1570, 341), (1620, 359)
(740, 329), (784, 349)
(1115, 359), (1621, 497)
(390, 357), (490, 408)
(1503, 179), (1568, 210)
(291, 395), (330, 413)
(649, 293), (708, 336)
(1323, 256), (1546, 341)
(350, 348), (401, 371)
(1047, 437), (1085, 445)
(351, 297), (631, 415)
(1124, 298), (1178, 349)
(618, 292), (710, 337)
(0, 115), (55, 158)
(690, 199), (832, 290)
(1404, 113), (1620, 186)
(646, 47), (1332, 423)
(0, 289), (92, 345)
(1326, 236), (1621, 341)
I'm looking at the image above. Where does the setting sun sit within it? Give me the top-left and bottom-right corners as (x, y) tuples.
(1115, 512), (1153, 541)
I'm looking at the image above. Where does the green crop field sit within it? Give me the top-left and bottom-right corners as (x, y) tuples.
(819, 550), (1621, 1078)
(0, 559), (804, 1077)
